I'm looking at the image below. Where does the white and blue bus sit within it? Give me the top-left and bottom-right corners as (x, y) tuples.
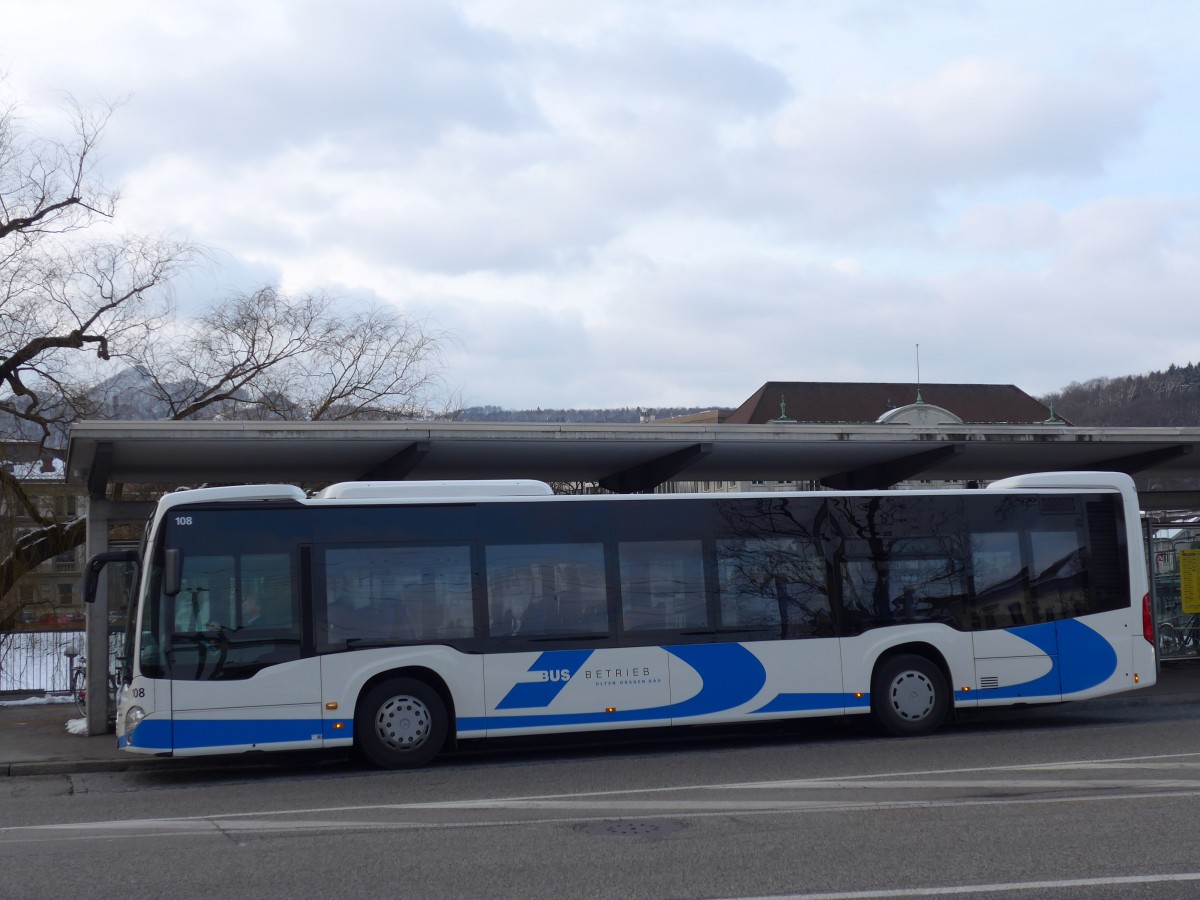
(86, 471), (1155, 768)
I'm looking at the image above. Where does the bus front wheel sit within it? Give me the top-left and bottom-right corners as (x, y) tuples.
(356, 677), (448, 769)
(871, 654), (949, 737)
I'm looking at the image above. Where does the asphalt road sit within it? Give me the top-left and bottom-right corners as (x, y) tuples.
(5, 699), (1200, 900)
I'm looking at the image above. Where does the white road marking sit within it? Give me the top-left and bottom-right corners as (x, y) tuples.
(8, 748), (1200, 842)
(10, 785), (1200, 844)
(721, 872), (1200, 899)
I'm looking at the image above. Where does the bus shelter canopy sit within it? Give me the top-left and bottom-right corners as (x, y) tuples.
(67, 420), (1200, 511)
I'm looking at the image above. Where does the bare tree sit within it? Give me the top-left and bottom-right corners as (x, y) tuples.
(0, 87), (457, 621)
(1, 92), (191, 617)
(135, 286), (455, 422)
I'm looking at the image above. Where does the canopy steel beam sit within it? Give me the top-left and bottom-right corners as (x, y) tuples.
(1081, 444), (1192, 475)
(822, 444), (964, 491)
(358, 441), (431, 481)
(599, 442), (713, 494)
(87, 441), (114, 498)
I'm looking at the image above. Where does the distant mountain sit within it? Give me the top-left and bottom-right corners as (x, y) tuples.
(1040, 363), (1200, 426)
(88, 365), (174, 419)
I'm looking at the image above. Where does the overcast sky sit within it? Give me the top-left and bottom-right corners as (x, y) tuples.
(3, 1), (1198, 411)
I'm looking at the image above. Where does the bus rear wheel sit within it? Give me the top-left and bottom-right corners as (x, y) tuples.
(871, 654), (949, 737)
(356, 677), (448, 769)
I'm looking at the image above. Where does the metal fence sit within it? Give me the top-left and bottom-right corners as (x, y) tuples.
(0, 630), (121, 695)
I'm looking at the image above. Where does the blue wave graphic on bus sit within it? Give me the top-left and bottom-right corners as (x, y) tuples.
(129, 621), (1123, 752)
(753, 693), (869, 714)
(979, 619), (1118, 699)
(121, 717), (352, 752)
(463, 643), (767, 731)
(495, 650), (596, 709)
(666, 643), (767, 718)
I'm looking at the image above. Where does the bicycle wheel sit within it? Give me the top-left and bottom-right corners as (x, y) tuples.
(1181, 618), (1200, 657)
(71, 667), (87, 717)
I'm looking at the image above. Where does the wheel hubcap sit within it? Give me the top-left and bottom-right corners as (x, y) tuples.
(374, 695), (432, 751)
(889, 670), (935, 721)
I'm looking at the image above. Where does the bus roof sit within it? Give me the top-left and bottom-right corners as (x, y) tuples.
(312, 480), (554, 500)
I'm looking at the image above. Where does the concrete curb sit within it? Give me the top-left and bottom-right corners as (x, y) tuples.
(2, 753), (328, 778)
(3, 759), (180, 777)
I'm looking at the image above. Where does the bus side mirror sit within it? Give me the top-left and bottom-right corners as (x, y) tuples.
(163, 548), (182, 597)
(83, 550), (139, 603)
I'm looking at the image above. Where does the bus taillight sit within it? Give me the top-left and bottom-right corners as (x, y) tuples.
(1143, 593), (1154, 645)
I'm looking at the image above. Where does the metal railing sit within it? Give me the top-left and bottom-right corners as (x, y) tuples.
(0, 630), (121, 696)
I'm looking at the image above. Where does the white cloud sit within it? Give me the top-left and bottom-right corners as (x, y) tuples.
(955, 202), (1062, 253)
(2, 0), (1198, 409)
(760, 56), (1154, 234)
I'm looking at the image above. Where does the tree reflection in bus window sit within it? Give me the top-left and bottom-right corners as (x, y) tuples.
(840, 539), (968, 631)
(970, 532), (1030, 629)
(1029, 529), (1088, 621)
(716, 537), (831, 637)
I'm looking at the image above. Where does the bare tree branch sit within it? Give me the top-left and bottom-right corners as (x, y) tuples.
(145, 287), (454, 423)
(0, 87), (190, 611)
(0, 81), (457, 622)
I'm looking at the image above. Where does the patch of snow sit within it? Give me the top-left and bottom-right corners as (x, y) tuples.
(0, 694), (74, 707)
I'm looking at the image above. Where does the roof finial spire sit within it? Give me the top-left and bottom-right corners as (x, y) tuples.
(1042, 401), (1065, 425)
(769, 393), (796, 424)
(915, 343), (924, 403)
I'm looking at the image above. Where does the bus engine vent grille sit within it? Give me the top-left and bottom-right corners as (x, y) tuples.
(979, 676), (1000, 690)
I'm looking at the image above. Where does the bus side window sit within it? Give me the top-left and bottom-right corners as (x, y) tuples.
(618, 540), (708, 632)
(1029, 528), (1088, 622)
(716, 537), (831, 638)
(969, 532), (1030, 629)
(485, 544), (608, 638)
(487, 563), (535, 637)
(320, 545), (473, 648)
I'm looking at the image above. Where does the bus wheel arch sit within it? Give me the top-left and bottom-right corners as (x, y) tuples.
(869, 645), (951, 737)
(354, 668), (455, 768)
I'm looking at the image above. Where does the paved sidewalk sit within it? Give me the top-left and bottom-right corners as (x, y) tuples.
(3, 664), (1200, 777)
(0, 700), (143, 776)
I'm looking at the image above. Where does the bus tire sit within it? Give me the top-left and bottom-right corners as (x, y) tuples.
(356, 677), (448, 769)
(871, 654), (949, 737)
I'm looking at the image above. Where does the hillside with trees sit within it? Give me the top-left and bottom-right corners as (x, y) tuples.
(1040, 363), (1200, 426)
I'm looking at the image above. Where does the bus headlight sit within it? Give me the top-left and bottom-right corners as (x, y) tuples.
(124, 706), (146, 734)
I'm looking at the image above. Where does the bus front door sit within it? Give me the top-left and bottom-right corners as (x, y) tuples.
(166, 635), (323, 755)
(166, 586), (323, 756)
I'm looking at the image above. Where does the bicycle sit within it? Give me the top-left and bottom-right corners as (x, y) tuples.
(1158, 613), (1200, 658)
(64, 646), (119, 719)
